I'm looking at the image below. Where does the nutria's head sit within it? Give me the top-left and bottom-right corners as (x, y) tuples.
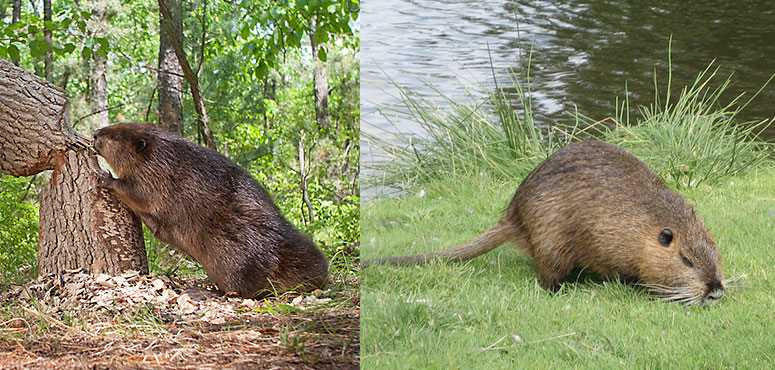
(634, 198), (725, 305)
(93, 122), (157, 178)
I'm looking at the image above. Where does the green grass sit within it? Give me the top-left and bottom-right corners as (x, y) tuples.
(361, 167), (775, 368)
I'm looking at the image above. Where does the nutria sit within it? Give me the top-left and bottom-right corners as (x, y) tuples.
(362, 140), (726, 305)
(93, 122), (328, 298)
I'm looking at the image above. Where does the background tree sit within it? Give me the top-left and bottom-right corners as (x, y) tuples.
(11, 0), (20, 66)
(157, 0), (183, 134)
(158, 0), (214, 147)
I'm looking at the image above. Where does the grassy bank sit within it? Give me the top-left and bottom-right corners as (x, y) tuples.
(362, 60), (775, 368)
(361, 165), (775, 368)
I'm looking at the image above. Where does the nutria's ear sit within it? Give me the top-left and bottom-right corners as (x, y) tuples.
(134, 138), (147, 153)
(659, 228), (673, 247)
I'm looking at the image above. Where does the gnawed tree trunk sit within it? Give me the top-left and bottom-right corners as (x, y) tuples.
(0, 58), (147, 276)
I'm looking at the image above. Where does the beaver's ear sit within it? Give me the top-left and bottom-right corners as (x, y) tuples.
(134, 138), (147, 153)
(658, 228), (673, 247)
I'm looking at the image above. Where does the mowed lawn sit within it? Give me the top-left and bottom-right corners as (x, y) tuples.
(361, 167), (775, 369)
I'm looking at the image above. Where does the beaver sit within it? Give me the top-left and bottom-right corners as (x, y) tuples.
(363, 140), (726, 305)
(93, 122), (329, 298)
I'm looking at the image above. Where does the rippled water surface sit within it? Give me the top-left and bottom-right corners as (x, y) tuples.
(362, 0), (775, 166)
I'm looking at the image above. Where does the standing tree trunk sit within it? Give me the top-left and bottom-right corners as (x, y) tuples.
(11, 0), (20, 67)
(158, 0), (215, 148)
(88, 5), (109, 131)
(157, 0), (184, 135)
(0, 58), (147, 276)
(43, 0), (52, 81)
(308, 16), (330, 132)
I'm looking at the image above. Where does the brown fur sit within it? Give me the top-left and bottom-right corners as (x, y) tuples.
(93, 122), (329, 298)
(363, 140), (725, 304)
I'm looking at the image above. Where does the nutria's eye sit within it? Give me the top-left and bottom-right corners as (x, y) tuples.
(681, 255), (694, 268)
(658, 228), (673, 247)
(111, 135), (118, 141)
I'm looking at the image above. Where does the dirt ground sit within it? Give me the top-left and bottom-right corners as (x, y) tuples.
(0, 271), (359, 369)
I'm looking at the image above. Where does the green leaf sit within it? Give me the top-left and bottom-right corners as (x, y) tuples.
(28, 25), (39, 34)
(0, 46), (7, 59)
(317, 46), (327, 62)
(61, 18), (72, 29)
(256, 61), (268, 78)
(81, 11), (92, 19)
(314, 31), (328, 45)
(63, 43), (76, 54)
(241, 23), (250, 39)
(77, 20), (87, 33)
(273, 29), (281, 44)
(43, 20), (56, 31)
(29, 38), (50, 59)
(8, 44), (19, 61)
(7, 22), (25, 32)
(97, 37), (109, 52)
(81, 46), (93, 59)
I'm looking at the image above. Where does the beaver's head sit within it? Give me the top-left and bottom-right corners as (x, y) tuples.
(93, 122), (157, 178)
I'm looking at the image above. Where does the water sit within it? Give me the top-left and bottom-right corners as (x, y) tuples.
(361, 0), (775, 173)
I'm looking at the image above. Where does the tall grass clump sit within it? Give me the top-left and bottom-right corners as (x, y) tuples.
(364, 63), (569, 191)
(366, 52), (773, 193)
(583, 61), (774, 189)
(0, 175), (39, 288)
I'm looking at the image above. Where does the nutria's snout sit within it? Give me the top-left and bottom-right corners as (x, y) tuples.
(704, 280), (726, 303)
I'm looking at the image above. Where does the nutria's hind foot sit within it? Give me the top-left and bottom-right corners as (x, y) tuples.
(534, 256), (573, 293)
(538, 276), (562, 293)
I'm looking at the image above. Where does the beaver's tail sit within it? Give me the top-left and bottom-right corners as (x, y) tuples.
(361, 220), (517, 267)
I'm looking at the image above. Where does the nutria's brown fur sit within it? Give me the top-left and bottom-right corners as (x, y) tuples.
(363, 140), (726, 305)
(93, 122), (328, 298)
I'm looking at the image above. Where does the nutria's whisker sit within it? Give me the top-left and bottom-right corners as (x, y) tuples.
(724, 274), (746, 284)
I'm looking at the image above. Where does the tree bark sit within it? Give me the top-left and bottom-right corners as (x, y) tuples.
(158, 0), (215, 148)
(0, 58), (147, 276)
(308, 16), (330, 132)
(38, 150), (147, 275)
(157, 0), (183, 135)
(88, 6), (109, 131)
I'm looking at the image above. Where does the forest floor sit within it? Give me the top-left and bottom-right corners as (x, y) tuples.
(0, 271), (359, 369)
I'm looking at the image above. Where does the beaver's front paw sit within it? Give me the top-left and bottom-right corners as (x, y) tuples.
(96, 171), (117, 190)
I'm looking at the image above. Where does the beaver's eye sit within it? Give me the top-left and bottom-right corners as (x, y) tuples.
(681, 255), (694, 268)
(111, 135), (119, 141)
(658, 228), (673, 247)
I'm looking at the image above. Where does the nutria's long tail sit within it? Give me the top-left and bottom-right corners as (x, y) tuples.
(361, 220), (515, 267)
